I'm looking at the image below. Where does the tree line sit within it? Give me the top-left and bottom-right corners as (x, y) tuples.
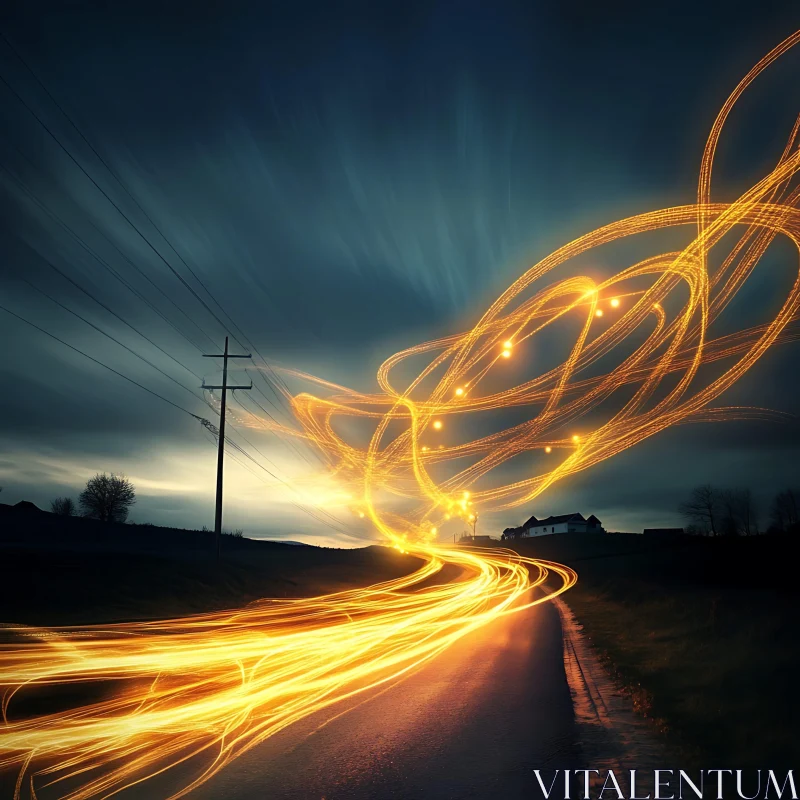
(48, 475), (245, 536)
(679, 484), (799, 536)
(50, 473), (136, 523)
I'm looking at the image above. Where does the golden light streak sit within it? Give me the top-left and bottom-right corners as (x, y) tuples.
(3, 32), (800, 800)
(272, 31), (800, 522)
(0, 550), (575, 799)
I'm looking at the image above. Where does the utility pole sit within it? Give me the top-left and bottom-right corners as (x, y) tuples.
(471, 513), (479, 541)
(202, 336), (252, 561)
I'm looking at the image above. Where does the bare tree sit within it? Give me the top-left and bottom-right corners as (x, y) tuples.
(771, 489), (799, 533)
(79, 474), (136, 523)
(735, 488), (757, 536)
(50, 497), (76, 516)
(679, 484), (719, 536)
(685, 524), (705, 536)
(717, 488), (757, 536)
(719, 489), (738, 536)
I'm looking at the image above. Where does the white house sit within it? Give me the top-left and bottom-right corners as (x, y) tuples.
(522, 512), (604, 537)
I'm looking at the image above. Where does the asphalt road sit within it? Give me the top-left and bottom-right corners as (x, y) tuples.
(183, 598), (582, 800)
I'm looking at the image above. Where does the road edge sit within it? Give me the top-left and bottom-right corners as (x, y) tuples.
(554, 596), (668, 770)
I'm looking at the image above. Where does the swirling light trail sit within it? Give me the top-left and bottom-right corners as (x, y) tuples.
(3, 30), (800, 800)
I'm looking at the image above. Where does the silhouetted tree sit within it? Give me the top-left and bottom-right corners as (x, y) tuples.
(679, 484), (719, 536)
(685, 524), (704, 536)
(719, 489), (739, 536)
(735, 488), (757, 536)
(50, 497), (76, 516)
(79, 474), (135, 523)
(770, 489), (799, 533)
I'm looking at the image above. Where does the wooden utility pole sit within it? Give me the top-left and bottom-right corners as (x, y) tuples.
(471, 513), (479, 541)
(202, 336), (252, 560)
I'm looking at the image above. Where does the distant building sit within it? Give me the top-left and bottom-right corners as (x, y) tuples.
(643, 527), (684, 537)
(520, 512), (604, 538)
(459, 534), (495, 544)
(502, 516), (541, 540)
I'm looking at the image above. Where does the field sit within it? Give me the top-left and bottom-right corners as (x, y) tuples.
(0, 505), (421, 625)
(4, 504), (797, 769)
(510, 532), (800, 769)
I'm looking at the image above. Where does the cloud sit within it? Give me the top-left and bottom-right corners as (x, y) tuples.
(1, 1), (799, 542)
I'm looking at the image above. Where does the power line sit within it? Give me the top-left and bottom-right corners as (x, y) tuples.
(0, 69), (235, 350)
(0, 303), (354, 538)
(15, 226), (203, 382)
(23, 277), (208, 407)
(0, 37), (301, 436)
(4, 208), (324, 508)
(238, 378), (322, 467)
(202, 414), (353, 537)
(226, 393), (352, 530)
(0, 42), (339, 516)
(1, 162), (208, 385)
(0, 302), (207, 421)
(0, 133), (218, 353)
(1, 34), (295, 417)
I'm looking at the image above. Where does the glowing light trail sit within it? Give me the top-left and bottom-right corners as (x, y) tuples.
(0, 550), (575, 799)
(263, 30), (800, 531)
(3, 30), (800, 800)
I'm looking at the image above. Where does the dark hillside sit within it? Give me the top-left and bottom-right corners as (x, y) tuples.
(0, 504), (421, 625)
(508, 531), (800, 768)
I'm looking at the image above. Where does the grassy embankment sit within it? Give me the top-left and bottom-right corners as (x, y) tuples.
(5, 506), (797, 766)
(0, 507), (421, 626)
(511, 532), (799, 768)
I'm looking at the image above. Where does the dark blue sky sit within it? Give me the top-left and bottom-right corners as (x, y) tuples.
(1, 1), (798, 542)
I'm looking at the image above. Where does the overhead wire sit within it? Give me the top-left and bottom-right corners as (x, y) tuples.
(0, 33), (295, 420)
(0, 35), (353, 531)
(0, 302), (207, 422)
(0, 162), (204, 383)
(0, 130), (218, 352)
(0, 302), (355, 537)
(21, 277), (208, 406)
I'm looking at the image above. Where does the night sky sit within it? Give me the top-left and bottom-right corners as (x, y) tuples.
(1, 1), (799, 544)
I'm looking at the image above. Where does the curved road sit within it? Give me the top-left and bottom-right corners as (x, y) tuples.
(181, 598), (582, 800)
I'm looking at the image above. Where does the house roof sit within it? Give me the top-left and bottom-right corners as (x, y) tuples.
(532, 512), (585, 526)
(586, 514), (602, 524)
(521, 515), (539, 528)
